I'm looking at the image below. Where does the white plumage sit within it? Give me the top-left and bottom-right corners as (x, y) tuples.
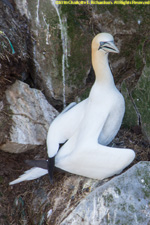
(9, 167), (48, 185)
(9, 33), (135, 185)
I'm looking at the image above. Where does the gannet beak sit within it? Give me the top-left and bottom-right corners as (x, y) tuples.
(109, 41), (119, 53)
(47, 157), (55, 184)
(99, 41), (119, 53)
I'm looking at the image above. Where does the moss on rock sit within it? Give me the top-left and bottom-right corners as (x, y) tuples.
(132, 66), (150, 142)
(121, 81), (138, 128)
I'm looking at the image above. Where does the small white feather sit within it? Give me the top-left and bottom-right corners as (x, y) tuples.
(9, 167), (48, 185)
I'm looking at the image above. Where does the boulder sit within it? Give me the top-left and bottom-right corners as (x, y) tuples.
(0, 80), (58, 153)
(61, 162), (150, 225)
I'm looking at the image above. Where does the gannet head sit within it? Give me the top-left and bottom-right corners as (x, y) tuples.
(92, 33), (119, 54)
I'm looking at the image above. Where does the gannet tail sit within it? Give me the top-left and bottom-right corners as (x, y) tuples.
(9, 167), (48, 185)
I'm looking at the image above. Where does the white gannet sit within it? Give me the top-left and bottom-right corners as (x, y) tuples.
(9, 33), (135, 185)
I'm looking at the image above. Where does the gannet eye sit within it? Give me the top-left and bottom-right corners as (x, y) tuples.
(98, 42), (107, 50)
(99, 41), (114, 49)
(100, 41), (107, 46)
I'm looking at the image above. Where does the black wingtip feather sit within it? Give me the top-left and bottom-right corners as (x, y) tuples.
(25, 159), (48, 169)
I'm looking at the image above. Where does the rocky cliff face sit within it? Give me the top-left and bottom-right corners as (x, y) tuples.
(1, 2), (149, 141)
(0, 1), (150, 224)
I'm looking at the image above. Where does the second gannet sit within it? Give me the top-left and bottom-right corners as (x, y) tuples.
(9, 33), (135, 185)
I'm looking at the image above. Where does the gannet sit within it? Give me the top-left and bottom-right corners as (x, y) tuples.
(9, 33), (135, 185)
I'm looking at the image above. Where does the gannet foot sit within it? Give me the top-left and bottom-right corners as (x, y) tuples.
(47, 157), (55, 184)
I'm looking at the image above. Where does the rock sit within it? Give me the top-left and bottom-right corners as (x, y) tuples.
(36, 175), (101, 225)
(0, 0), (31, 98)
(121, 81), (139, 128)
(10, 3), (150, 141)
(132, 66), (150, 143)
(61, 162), (150, 225)
(121, 64), (150, 143)
(14, 1), (93, 107)
(14, 0), (73, 107)
(0, 80), (58, 153)
(1, 2), (150, 138)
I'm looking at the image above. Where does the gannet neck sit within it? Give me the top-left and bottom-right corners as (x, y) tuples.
(92, 50), (114, 86)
